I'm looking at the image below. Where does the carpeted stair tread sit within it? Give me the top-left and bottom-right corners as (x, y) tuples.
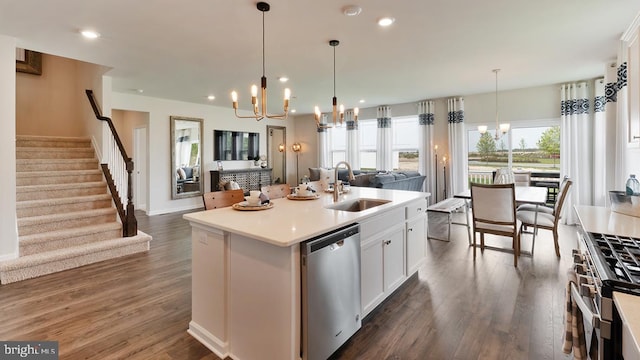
(18, 207), (116, 227)
(17, 194), (112, 210)
(0, 232), (151, 273)
(16, 135), (91, 147)
(17, 181), (108, 192)
(17, 169), (102, 178)
(16, 158), (99, 172)
(16, 169), (104, 186)
(19, 222), (122, 245)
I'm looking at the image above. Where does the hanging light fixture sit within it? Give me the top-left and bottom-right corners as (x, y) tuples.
(231, 2), (290, 121)
(314, 40), (358, 129)
(478, 69), (510, 139)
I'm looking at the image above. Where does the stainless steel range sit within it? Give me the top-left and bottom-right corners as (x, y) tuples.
(574, 227), (640, 359)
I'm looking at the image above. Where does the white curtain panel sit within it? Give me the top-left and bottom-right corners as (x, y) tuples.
(614, 61), (629, 189)
(605, 62), (628, 200)
(560, 82), (594, 225)
(317, 114), (330, 168)
(592, 78), (608, 206)
(345, 110), (360, 169)
(176, 129), (193, 167)
(447, 97), (468, 199)
(376, 106), (393, 171)
(418, 100), (435, 202)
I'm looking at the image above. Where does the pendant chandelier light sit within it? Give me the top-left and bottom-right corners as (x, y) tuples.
(478, 69), (509, 139)
(314, 40), (358, 129)
(231, 2), (290, 121)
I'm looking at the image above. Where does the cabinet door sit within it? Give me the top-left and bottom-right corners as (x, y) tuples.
(406, 216), (426, 275)
(361, 239), (384, 316)
(383, 228), (406, 293)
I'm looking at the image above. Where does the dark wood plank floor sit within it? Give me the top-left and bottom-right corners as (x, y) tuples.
(0, 209), (575, 360)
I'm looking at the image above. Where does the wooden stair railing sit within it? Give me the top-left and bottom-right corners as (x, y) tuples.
(85, 89), (137, 237)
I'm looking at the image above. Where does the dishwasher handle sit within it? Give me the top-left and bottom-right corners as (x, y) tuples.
(303, 224), (360, 254)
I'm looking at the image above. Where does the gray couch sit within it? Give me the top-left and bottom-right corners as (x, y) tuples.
(308, 168), (426, 192)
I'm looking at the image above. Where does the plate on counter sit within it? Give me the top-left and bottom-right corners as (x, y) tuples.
(287, 193), (320, 200)
(232, 202), (274, 211)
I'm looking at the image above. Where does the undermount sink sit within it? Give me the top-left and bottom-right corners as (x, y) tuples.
(325, 198), (391, 212)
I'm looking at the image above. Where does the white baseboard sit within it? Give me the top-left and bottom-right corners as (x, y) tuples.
(0, 251), (18, 262)
(188, 321), (229, 359)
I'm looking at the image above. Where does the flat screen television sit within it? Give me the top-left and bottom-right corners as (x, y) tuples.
(213, 130), (259, 161)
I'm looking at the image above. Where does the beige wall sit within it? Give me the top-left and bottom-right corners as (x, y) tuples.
(112, 109), (149, 156)
(16, 53), (109, 138)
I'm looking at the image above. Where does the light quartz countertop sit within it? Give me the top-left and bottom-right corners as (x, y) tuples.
(573, 205), (640, 237)
(614, 291), (640, 358)
(183, 187), (430, 247)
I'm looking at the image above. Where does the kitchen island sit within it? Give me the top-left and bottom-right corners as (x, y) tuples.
(183, 187), (430, 360)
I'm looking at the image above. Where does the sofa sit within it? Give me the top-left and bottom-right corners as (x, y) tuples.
(308, 167), (426, 192)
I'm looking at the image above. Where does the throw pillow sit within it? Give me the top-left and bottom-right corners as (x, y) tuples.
(308, 167), (322, 181)
(177, 168), (186, 180)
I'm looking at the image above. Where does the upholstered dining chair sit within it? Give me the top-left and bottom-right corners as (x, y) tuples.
(513, 171), (532, 187)
(517, 178), (573, 257)
(202, 189), (244, 210)
(517, 175), (570, 214)
(470, 183), (520, 267)
(260, 184), (291, 199)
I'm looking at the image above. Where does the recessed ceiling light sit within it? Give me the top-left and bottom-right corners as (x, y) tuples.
(377, 17), (395, 27)
(343, 5), (362, 17)
(291, 109), (297, 113)
(279, 77), (288, 83)
(359, 99), (365, 103)
(207, 95), (215, 101)
(134, 89), (143, 93)
(80, 30), (100, 39)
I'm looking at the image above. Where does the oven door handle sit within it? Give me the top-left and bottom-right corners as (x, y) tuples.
(570, 282), (601, 329)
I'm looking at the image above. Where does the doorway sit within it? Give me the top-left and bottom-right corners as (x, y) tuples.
(134, 126), (148, 211)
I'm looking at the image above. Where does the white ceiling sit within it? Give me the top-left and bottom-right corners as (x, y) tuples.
(2, 0), (639, 115)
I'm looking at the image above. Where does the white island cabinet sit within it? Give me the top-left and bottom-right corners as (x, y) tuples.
(183, 187), (429, 360)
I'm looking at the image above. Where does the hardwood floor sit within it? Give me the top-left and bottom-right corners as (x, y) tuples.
(0, 209), (576, 360)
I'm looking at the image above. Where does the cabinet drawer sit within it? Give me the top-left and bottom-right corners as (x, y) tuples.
(405, 199), (427, 220)
(360, 207), (404, 240)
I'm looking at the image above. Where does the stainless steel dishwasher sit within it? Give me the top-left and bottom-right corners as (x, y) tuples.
(301, 223), (361, 360)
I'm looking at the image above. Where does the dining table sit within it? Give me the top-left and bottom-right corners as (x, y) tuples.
(454, 185), (548, 255)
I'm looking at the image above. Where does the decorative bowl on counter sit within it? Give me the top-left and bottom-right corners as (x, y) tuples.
(609, 191), (640, 218)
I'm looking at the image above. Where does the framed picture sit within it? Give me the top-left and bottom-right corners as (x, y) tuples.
(217, 161), (224, 171)
(16, 49), (42, 75)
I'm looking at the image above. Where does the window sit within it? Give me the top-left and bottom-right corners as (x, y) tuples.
(391, 116), (419, 171)
(327, 125), (346, 166)
(327, 116), (421, 171)
(467, 120), (560, 184)
(358, 119), (376, 170)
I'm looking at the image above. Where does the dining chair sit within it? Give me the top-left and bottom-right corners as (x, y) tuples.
(261, 184), (291, 199)
(516, 178), (573, 257)
(202, 189), (244, 210)
(470, 183), (520, 267)
(513, 171), (531, 187)
(517, 175), (569, 214)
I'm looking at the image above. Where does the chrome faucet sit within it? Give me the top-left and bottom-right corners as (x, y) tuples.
(333, 161), (355, 202)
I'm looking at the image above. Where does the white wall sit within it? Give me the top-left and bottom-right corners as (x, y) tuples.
(0, 35), (17, 260)
(111, 92), (298, 215)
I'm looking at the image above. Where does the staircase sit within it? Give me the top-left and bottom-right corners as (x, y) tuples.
(0, 136), (151, 284)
